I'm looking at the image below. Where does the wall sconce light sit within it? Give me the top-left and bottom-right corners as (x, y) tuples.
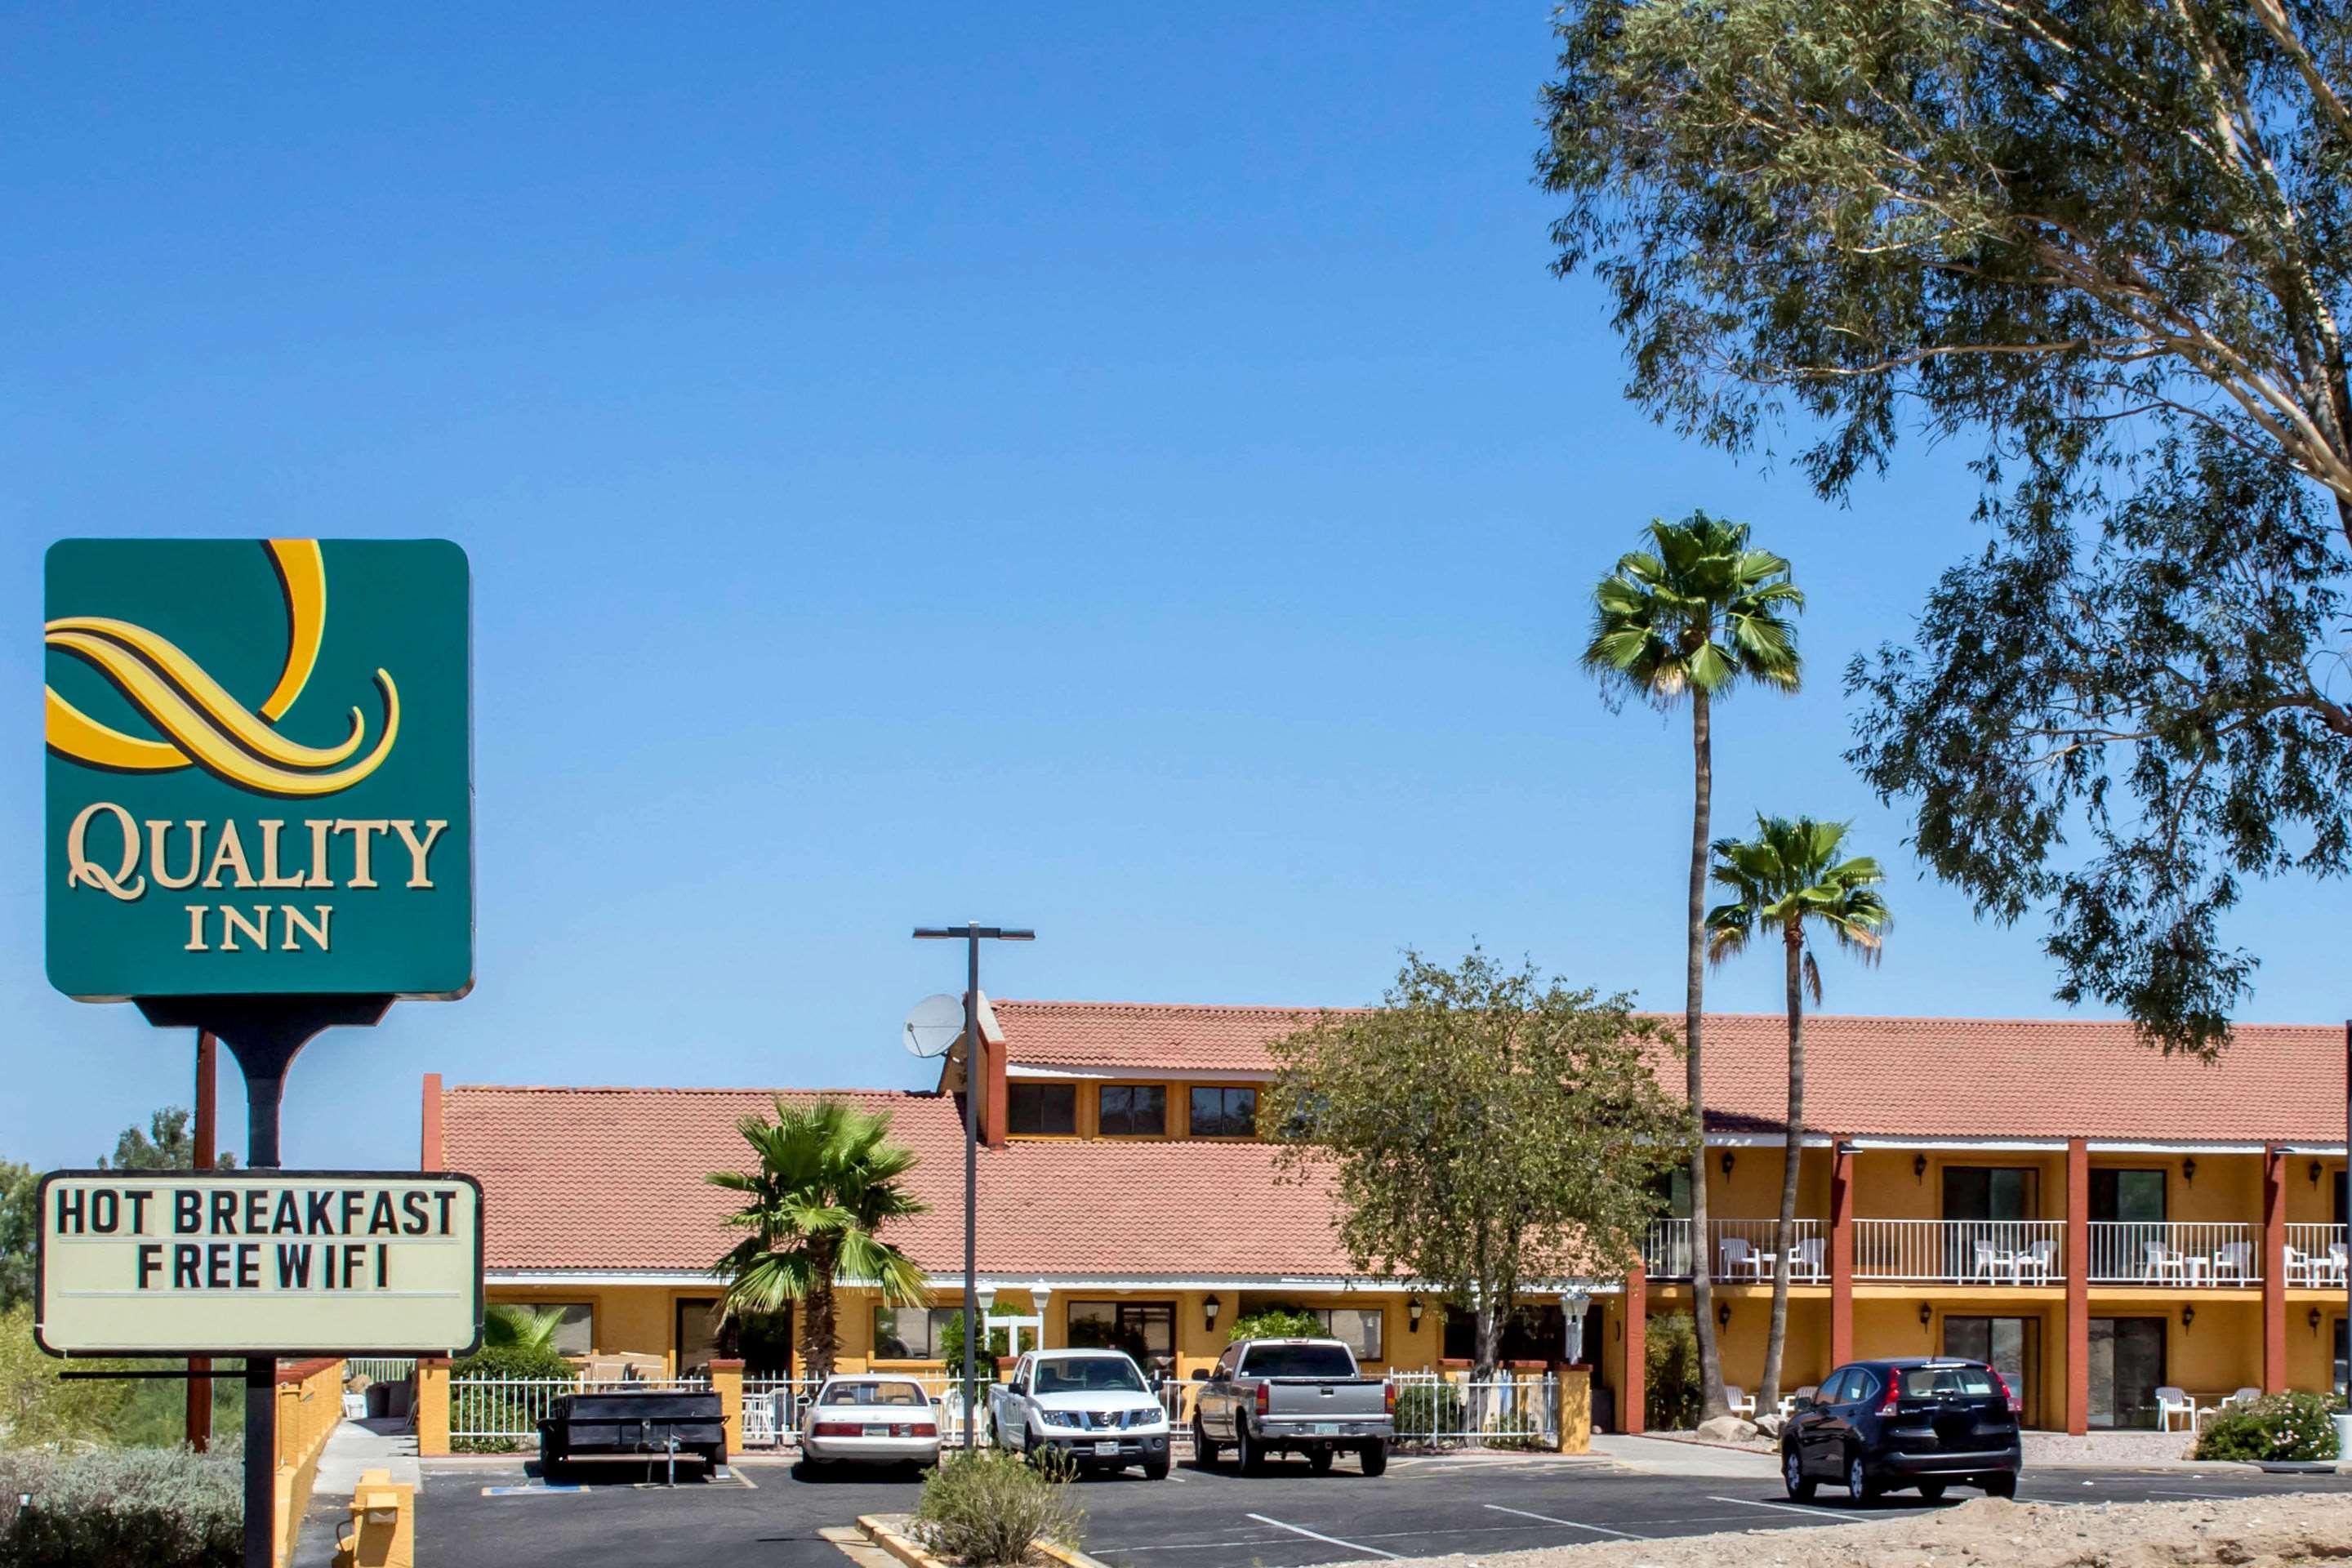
(1202, 1294), (1221, 1335)
(2311, 1307), (2325, 1334)
(1913, 1153), (1929, 1183)
(1407, 1297), (1425, 1333)
(1918, 1303), (1932, 1328)
(1717, 1302), (1732, 1330)
(1722, 1150), (1736, 1180)
(2181, 1305), (2196, 1331)
(2312, 1160), (2325, 1188)
(2183, 1158), (2198, 1186)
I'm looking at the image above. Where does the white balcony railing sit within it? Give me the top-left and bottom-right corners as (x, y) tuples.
(2088, 1222), (2263, 1285)
(2285, 1223), (2349, 1287)
(1642, 1218), (1827, 1281)
(1853, 1219), (2065, 1283)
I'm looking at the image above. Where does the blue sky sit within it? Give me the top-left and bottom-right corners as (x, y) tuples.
(1, 4), (2334, 1173)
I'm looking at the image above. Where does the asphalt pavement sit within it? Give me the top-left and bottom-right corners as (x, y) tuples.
(414, 1449), (2352, 1568)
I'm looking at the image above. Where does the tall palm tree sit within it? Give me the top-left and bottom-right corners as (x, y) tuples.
(1706, 815), (1891, 1414)
(1586, 512), (1802, 1423)
(709, 1098), (929, 1381)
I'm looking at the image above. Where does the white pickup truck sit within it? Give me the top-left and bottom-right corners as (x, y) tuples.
(988, 1348), (1174, 1478)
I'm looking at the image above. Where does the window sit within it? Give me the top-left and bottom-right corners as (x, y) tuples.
(676, 1298), (723, 1374)
(519, 1303), (594, 1356)
(1240, 1343), (1360, 1379)
(873, 1306), (963, 1359)
(1098, 1085), (1168, 1138)
(1312, 1307), (1383, 1362)
(2091, 1169), (2166, 1223)
(1008, 1082), (1077, 1136)
(1067, 1301), (1176, 1374)
(1189, 1087), (1258, 1138)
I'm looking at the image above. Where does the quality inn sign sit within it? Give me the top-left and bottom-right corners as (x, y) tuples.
(46, 538), (472, 1000)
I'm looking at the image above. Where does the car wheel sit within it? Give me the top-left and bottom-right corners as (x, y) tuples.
(1192, 1415), (1220, 1467)
(1358, 1441), (1388, 1478)
(1983, 1471), (2018, 1499)
(1236, 1421), (1267, 1476)
(1917, 1481), (1947, 1502)
(1782, 1446), (1815, 1502)
(1307, 1447), (1334, 1475)
(1845, 1450), (1879, 1503)
(1143, 1450), (1171, 1480)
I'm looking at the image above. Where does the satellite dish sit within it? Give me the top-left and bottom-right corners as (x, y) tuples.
(903, 993), (965, 1059)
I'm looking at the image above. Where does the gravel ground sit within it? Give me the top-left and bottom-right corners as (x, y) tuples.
(2021, 1431), (2198, 1465)
(1333, 1493), (2352, 1568)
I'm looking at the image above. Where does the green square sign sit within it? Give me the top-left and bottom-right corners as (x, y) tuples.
(45, 539), (472, 1000)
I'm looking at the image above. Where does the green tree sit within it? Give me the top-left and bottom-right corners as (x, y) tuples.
(1584, 513), (1802, 1418)
(1540, 0), (2352, 1055)
(1267, 951), (1692, 1383)
(96, 1107), (237, 1170)
(1226, 1307), (1324, 1343)
(0, 1162), (36, 1312)
(1704, 817), (1891, 1413)
(481, 1303), (569, 1353)
(709, 1098), (928, 1381)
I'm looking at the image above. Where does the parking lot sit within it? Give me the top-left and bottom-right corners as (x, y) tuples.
(416, 1449), (2352, 1568)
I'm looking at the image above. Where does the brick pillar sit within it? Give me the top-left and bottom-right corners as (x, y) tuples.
(1622, 1262), (1646, 1435)
(2066, 1137), (2090, 1435)
(415, 1358), (451, 1458)
(420, 1073), (443, 1169)
(710, 1358), (745, 1456)
(1830, 1142), (1855, 1367)
(2265, 1144), (2288, 1393)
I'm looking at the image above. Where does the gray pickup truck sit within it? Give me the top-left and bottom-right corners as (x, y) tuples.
(1189, 1337), (1392, 1476)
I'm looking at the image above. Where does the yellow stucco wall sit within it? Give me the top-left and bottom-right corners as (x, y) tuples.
(1695, 1147), (1832, 1220)
(2285, 1158), (2344, 1225)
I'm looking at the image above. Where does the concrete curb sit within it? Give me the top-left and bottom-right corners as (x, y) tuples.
(858, 1513), (1114, 1568)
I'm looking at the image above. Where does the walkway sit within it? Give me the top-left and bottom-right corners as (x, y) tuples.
(290, 1418), (420, 1568)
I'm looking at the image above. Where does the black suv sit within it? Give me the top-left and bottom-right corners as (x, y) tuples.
(1781, 1357), (2022, 1503)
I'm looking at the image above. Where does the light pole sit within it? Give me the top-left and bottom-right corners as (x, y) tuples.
(915, 923), (1035, 1449)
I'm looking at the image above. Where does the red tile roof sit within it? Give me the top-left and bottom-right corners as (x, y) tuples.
(991, 999), (2345, 1143)
(444, 1085), (1354, 1276)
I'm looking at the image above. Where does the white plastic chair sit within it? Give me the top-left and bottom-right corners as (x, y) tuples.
(2155, 1386), (2197, 1432)
(1971, 1240), (2012, 1283)
(2019, 1240), (2058, 1284)
(2332, 1243), (2350, 1285)
(742, 1392), (777, 1447)
(2212, 1241), (2252, 1284)
(1777, 1384), (1819, 1419)
(2144, 1241), (2182, 1284)
(1720, 1237), (1758, 1279)
(2287, 1244), (2320, 1286)
(1725, 1384), (1757, 1418)
(1790, 1238), (1826, 1281)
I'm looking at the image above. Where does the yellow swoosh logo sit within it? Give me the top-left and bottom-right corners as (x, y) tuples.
(44, 539), (401, 797)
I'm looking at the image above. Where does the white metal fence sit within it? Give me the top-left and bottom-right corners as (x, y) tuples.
(741, 1374), (990, 1449)
(2088, 1222), (2262, 1284)
(448, 1376), (710, 1451)
(1643, 1219), (1826, 1281)
(2287, 1223), (2350, 1285)
(1853, 1219), (2065, 1283)
(345, 1357), (416, 1385)
(1388, 1371), (1557, 1449)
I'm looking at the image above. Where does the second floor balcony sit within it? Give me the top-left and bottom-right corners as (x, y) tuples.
(1644, 1218), (1826, 1281)
(1645, 1218), (2351, 1289)
(2087, 1222), (2264, 1285)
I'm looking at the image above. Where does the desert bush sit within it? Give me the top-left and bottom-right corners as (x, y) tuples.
(2194, 1392), (2337, 1462)
(0, 1446), (241, 1568)
(911, 1447), (1081, 1566)
(1645, 1312), (1700, 1430)
(1226, 1308), (1324, 1343)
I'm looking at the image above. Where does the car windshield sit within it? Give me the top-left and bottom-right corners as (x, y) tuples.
(1240, 1343), (1356, 1379)
(1900, 1365), (1998, 1399)
(1035, 1358), (1147, 1395)
(819, 1380), (926, 1408)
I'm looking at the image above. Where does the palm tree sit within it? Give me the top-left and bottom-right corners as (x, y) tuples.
(1586, 511), (1802, 1422)
(1706, 815), (1891, 1414)
(482, 1303), (569, 1353)
(708, 1098), (929, 1381)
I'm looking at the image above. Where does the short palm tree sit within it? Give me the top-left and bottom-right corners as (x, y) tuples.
(482, 1303), (568, 1353)
(1706, 815), (1891, 1414)
(709, 1098), (929, 1381)
(1586, 511), (1802, 1423)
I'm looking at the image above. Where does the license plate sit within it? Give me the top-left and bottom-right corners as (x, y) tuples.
(1313, 1423), (1339, 1435)
(862, 1425), (890, 1437)
(1092, 1440), (1120, 1457)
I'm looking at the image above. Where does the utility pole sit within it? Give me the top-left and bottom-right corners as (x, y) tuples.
(187, 1031), (217, 1453)
(913, 923), (1034, 1450)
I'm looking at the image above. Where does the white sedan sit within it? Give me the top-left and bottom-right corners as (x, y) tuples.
(798, 1376), (942, 1472)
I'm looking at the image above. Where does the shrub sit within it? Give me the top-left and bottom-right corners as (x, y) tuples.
(450, 1343), (576, 1453)
(0, 1446), (242, 1568)
(1392, 1379), (1464, 1442)
(1227, 1308), (1324, 1343)
(1645, 1312), (1700, 1431)
(911, 1448), (1081, 1566)
(936, 1315), (1010, 1384)
(452, 1342), (576, 1382)
(2194, 1392), (2339, 1462)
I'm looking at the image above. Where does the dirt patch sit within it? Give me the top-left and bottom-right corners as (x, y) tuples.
(1344, 1493), (2352, 1568)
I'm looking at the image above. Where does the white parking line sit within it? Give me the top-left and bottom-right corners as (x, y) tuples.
(2149, 1490), (2246, 1500)
(1245, 1513), (1402, 1560)
(1706, 1494), (1865, 1520)
(1483, 1503), (1647, 1539)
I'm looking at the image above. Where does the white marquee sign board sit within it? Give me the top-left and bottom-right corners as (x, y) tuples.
(36, 1170), (483, 1357)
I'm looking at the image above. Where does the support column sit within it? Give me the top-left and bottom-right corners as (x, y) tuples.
(1622, 1263), (1646, 1435)
(420, 1071), (444, 1169)
(2066, 1137), (2090, 1435)
(2265, 1144), (2288, 1393)
(1830, 1142), (1854, 1367)
(415, 1358), (452, 1458)
(710, 1359), (745, 1456)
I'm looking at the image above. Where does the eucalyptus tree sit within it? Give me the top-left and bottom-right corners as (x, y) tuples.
(710, 1098), (929, 1380)
(1267, 950), (1691, 1386)
(1704, 817), (1891, 1413)
(1585, 512), (1802, 1419)
(1542, 0), (2352, 1054)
